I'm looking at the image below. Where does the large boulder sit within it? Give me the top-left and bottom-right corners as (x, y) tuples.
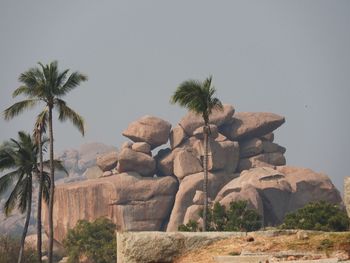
(43, 173), (179, 243)
(220, 112), (285, 141)
(179, 104), (235, 136)
(166, 171), (238, 231)
(122, 115), (171, 149)
(117, 148), (156, 176)
(215, 166), (342, 226)
(239, 138), (263, 158)
(169, 125), (187, 149)
(173, 149), (203, 179)
(96, 151), (118, 171)
(82, 166), (103, 179)
(238, 152), (286, 172)
(276, 166), (343, 212)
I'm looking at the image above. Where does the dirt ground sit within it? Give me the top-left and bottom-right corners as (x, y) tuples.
(174, 231), (350, 263)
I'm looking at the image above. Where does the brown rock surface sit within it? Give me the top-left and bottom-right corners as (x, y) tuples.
(117, 148), (156, 176)
(96, 151), (118, 171)
(220, 112), (285, 141)
(131, 142), (151, 154)
(166, 171), (238, 231)
(42, 173), (178, 243)
(122, 115), (171, 149)
(193, 124), (218, 139)
(216, 166), (342, 226)
(173, 149), (203, 179)
(239, 138), (263, 158)
(170, 125), (187, 149)
(179, 104), (235, 135)
(238, 152), (286, 172)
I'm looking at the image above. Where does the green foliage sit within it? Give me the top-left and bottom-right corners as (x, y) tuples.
(178, 220), (199, 232)
(63, 218), (116, 263)
(281, 201), (350, 232)
(178, 201), (262, 232)
(0, 235), (39, 263)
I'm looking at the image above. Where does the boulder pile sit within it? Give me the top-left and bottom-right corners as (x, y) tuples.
(42, 104), (342, 243)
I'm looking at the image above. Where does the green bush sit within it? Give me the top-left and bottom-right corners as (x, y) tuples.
(0, 235), (39, 263)
(281, 201), (350, 232)
(63, 218), (116, 263)
(178, 200), (262, 232)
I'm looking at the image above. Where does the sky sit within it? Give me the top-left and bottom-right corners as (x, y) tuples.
(0, 1), (349, 193)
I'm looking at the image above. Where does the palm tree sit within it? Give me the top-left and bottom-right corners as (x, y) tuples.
(0, 132), (51, 263)
(3, 61), (87, 263)
(33, 109), (48, 262)
(171, 76), (223, 231)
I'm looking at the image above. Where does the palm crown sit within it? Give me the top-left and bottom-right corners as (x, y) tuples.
(4, 61), (87, 135)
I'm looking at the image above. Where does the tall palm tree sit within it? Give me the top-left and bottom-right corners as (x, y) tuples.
(3, 61), (87, 263)
(0, 132), (51, 263)
(171, 76), (223, 231)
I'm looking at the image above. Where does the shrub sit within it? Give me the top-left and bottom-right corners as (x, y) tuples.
(178, 200), (262, 232)
(281, 201), (350, 232)
(63, 218), (116, 263)
(0, 235), (39, 263)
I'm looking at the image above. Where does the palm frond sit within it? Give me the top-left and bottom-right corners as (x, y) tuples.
(0, 170), (20, 196)
(57, 71), (88, 96)
(3, 99), (38, 121)
(18, 176), (32, 214)
(18, 67), (45, 93)
(55, 99), (85, 135)
(33, 107), (48, 141)
(43, 159), (68, 175)
(4, 172), (24, 216)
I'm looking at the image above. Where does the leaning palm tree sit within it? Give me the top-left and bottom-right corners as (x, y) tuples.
(171, 76), (223, 231)
(0, 132), (51, 263)
(3, 61), (87, 263)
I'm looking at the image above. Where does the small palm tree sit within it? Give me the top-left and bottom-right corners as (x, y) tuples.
(3, 61), (87, 263)
(0, 132), (51, 263)
(171, 76), (223, 231)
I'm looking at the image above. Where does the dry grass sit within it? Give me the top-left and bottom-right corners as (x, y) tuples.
(173, 232), (350, 263)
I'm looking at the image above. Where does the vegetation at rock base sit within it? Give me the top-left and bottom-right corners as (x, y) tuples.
(281, 201), (350, 232)
(0, 235), (39, 263)
(178, 200), (262, 232)
(63, 218), (116, 263)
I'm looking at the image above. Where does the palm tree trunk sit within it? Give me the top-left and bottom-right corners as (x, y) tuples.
(37, 132), (43, 263)
(18, 178), (32, 263)
(47, 107), (55, 263)
(203, 124), (209, 232)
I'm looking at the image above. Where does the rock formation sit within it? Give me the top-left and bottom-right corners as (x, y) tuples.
(39, 106), (342, 244)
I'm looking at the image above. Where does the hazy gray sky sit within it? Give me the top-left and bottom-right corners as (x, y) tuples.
(0, 1), (349, 193)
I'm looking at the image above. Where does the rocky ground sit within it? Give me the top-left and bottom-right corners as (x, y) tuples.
(173, 230), (350, 263)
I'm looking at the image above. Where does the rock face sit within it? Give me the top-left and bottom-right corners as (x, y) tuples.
(220, 112), (285, 141)
(215, 166), (342, 226)
(117, 148), (156, 176)
(179, 104), (235, 135)
(166, 171), (238, 231)
(122, 115), (172, 149)
(344, 177), (350, 217)
(96, 151), (118, 172)
(42, 173), (178, 243)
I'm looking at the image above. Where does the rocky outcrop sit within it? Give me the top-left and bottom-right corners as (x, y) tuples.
(35, 105), (342, 244)
(215, 166), (342, 226)
(122, 115), (171, 149)
(42, 173), (178, 243)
